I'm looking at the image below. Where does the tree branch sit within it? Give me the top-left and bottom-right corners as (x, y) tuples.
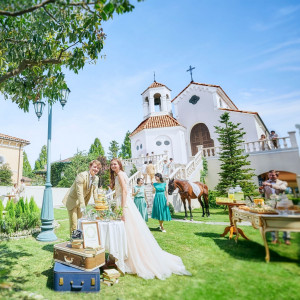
(0, 0), (56, 17)
(43, 6), (59, 24)
(0, 59), (62, 84)
(0, 1), (96, 17)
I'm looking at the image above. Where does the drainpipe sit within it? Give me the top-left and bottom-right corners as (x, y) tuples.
(17, 143), (22, 184)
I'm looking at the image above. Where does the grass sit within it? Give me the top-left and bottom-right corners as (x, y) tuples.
(0, 208), (299, 300)
(172, 208), (229, 222)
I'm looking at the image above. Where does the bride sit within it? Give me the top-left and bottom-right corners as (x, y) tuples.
(110, 158), (191, 280)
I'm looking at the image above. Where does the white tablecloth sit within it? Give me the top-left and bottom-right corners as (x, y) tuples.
(78, 219), (128, 273)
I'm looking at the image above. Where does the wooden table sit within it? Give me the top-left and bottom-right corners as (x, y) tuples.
(232, 207), (300, 262)
(216, 201), (249, 240)
(5, 194), (15, 201)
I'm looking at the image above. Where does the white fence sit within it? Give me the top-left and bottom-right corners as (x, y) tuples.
(0, 186), (69, 208)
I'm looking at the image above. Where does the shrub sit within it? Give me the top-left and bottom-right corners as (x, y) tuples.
(169, 202), (175, 216)
(208, 190), (222, 208)
(1, 197), (40, 235)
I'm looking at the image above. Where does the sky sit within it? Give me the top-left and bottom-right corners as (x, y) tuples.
(0, 0), (300, 166)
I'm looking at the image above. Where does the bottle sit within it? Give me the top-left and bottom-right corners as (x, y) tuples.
(234, 185), (244, 201)
(228, 187), (234, 201)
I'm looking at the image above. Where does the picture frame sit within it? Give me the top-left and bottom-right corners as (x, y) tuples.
(81, 221), (101, 249)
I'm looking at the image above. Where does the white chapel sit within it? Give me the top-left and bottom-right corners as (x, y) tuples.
(129, 80), (300, 191)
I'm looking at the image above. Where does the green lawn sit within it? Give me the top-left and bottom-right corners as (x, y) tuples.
(1, 208), (299, 300)
(172, 208), (229, 222)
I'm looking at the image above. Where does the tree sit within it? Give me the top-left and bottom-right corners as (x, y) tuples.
(34, 145), (47, 170)
(200, 157), (208, 184)
(120, 130), (131, 159)
(57, 151), (90, 187)
(108, 140), (120, 160)
(23, 150), (33, 177)
(214, 112), (257, 196)
(89, 137), (105, 159)
(0, 0), (141, 111)
(0, 163), (13, 186)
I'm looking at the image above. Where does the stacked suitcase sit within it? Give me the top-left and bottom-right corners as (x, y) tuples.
(53, 242), (105, 292)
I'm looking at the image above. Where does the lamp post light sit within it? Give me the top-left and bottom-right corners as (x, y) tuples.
(34, 91), (69, 242)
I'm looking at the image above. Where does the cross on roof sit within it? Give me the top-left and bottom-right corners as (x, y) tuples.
(186, 65), (195, 82)
(154, 71), (156, 82)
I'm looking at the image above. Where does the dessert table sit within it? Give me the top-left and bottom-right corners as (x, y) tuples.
(232, 207), (300, 262)
(216, 201), (249, 240)
(78, 219), (128, 273)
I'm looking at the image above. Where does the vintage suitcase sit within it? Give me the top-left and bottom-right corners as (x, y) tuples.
(54, 242), (105, 271)
(53, 262), (100, 292)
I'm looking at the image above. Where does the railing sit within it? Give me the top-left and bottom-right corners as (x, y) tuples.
(244, 136), (292, 153)
(202, 132), (298, 157)
(169, 148), (203, 181)
(121, 153), (166, 168)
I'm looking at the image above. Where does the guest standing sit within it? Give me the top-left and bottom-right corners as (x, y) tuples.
(146, 161), (155, 184)
(141, 161), (148, 184)
(151, 173), (171, 232)
(270, 130), (279, 149)
(18, 178), (26, 199)
(132, 178), (148, 221)
(162, 159), (169, 180)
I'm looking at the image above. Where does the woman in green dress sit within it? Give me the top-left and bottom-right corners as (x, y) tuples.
(151, 173), (171, 232)
(132, 178), (148, 221)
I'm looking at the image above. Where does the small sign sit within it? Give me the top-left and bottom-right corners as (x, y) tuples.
(81, 221), (101, 249)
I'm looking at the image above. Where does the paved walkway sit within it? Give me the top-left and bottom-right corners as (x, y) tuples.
(172, 218), (252, 226)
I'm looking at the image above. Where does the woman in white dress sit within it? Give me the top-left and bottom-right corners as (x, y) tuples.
(110, 158), (191, 280)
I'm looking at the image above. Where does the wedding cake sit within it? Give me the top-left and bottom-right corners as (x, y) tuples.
(94, 193), (109, 211)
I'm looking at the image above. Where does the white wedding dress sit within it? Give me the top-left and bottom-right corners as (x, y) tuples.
(115, 171), (191, 279)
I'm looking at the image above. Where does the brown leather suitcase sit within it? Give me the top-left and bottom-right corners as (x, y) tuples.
(54, 242), (105, 271)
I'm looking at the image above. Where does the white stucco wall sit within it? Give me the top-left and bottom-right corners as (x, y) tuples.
(205, 149), (300, 190)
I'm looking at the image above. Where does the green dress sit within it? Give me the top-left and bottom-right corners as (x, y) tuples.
(133, 185), (148, 222)
(151, 182), (171, 221)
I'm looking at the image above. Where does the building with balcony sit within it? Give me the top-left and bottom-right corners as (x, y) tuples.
(129, 81), (300, 193)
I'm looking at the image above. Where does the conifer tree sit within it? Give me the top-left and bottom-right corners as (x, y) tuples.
(214, 112), (257, 196)
(108, 140), (120, 160)
(23, 151), (33, 177)
(34, 145), (47, 170)
(0, 163), (13, 186)
(121, 131), (132, 159)
(89, 138), (105, 159)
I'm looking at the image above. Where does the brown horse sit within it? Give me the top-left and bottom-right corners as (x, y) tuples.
(168, 179), (209, 220)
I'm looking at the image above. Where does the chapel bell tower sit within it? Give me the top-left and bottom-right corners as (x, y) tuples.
(141, 81), (172, 120)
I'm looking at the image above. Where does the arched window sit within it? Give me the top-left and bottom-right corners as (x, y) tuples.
(166, 94), (169, 99)
(190, 123), (214, 156)
(154, 93), (161, 112)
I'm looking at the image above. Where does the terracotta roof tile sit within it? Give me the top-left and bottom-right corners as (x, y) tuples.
(141, 81), (171, 95)
(0, 133), (30, 144)
(172, 82), (238, 109)
(130, 115), (183, 137)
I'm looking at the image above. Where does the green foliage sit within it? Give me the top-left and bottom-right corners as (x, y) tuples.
(57, 151), (90, 187)
(0, 199), (4, 220)
(129, 164), (138, 177)
(168, 202), (175, 216)
(89, 138), (105, 159)
(51, 162), (69, 187)
(120, 131), (132, 159)
(1, 197), (40, 234)
(30, 174), (46, 186)
(207, 190), (222, 208)
(0, 0), (141, 111)
(0, 163), (13, 186)
(96, 155), (110, 188)
(34, 145), (47, 171)
(22, 151), (33, 178)
(200, 157), (208, 183)
(214, 112), (257, 196)
(108, 140), (120, 160)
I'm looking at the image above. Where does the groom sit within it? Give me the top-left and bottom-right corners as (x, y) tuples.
(63, 160), (101, 234)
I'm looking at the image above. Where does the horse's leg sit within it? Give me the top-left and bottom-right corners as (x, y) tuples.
(182, 197), (188, 220)
(187, 197), (193, 221)
(203, 193), (210, 217)
(198, 196), (205, 217)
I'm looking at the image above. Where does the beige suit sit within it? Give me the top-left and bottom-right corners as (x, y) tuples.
(263, 179), (287, 199)
(146, 163), (155, 183)
(63, 171), (98, 233)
